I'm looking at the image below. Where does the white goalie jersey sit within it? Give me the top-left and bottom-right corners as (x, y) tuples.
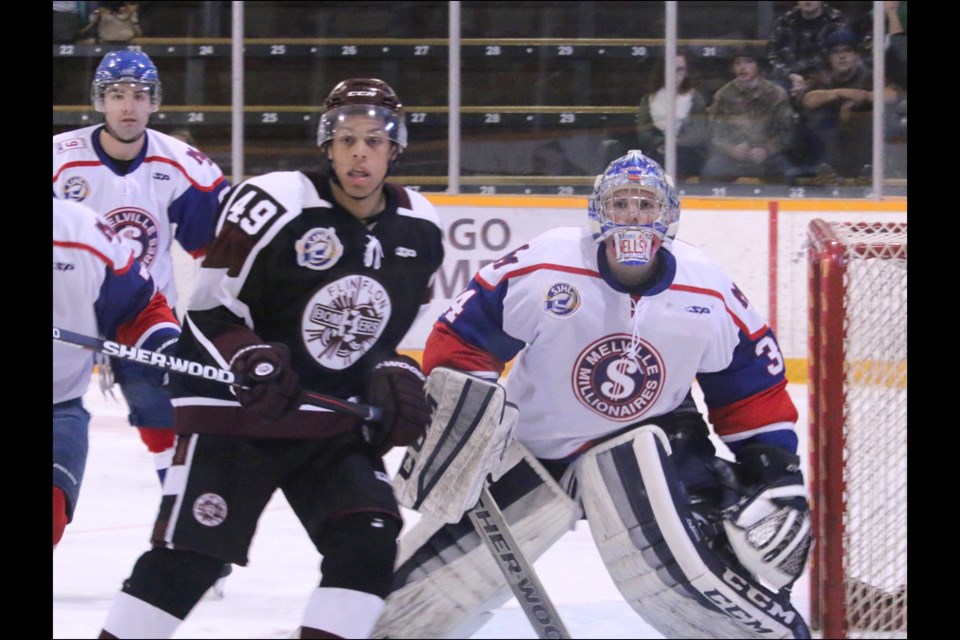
(424, 225), (797, 461)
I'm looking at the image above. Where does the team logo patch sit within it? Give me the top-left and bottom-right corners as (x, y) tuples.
(301, 275), (391, 369)
(192, 493), (228, 527)
(295, 227), (343, 271)
(62, 176), (90, 202)
(104, 207), (161, 267)
(55, 138), (87, 154)
(572, 333), (665, 422)
(544, 282), (581, 317)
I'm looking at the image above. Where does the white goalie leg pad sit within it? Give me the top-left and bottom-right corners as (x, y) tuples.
(373, 441), (580, 639)
(394, 367), (519, 523)
(575, 425), (810, 639)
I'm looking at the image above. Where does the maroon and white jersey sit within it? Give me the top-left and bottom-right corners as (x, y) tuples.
(52, 125), (229, 309)
(170, 171), (445, 440)
(423, 225), (797, 460)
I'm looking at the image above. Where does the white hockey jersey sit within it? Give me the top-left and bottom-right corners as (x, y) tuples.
(53, 198), (180, 405)
(52, 125), (228, 309)
(423, 226), (797, 460)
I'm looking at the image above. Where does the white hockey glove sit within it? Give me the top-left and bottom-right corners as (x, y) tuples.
(716, 444), (812, 591)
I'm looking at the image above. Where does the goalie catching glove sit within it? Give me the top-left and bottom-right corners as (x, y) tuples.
(716, 443), (812, 591)
(361, 355), (431, 456)
(229, 342), (302, 421)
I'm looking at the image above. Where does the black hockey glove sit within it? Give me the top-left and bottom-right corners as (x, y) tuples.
(362, 355), (431, 456)
(229, 343), (302, 422)
(716, 444), (812, 591)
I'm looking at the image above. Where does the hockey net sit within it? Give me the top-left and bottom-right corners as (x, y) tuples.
(807, 220), (907, 639)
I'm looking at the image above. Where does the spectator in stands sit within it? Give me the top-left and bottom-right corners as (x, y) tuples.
(794, 29), (900, 180)
(53, 1), (89, 42)
(765, 1), (849, 98)
(851, 0), (906, 91)
(635, 51), (709, 179)
(883, 1), (907, 91)
(701, 46), (798, 183)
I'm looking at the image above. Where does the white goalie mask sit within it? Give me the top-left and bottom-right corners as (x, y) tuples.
(588, 150), (680, 266)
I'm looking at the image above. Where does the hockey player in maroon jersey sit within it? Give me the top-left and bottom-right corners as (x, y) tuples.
(98, 78), (444, 640)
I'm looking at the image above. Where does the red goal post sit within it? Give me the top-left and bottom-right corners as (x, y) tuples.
(806, 220), (907, 639)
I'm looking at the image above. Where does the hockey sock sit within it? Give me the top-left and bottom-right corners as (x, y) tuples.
(53, 486), (68, 549)
(137, 427), (176, 485)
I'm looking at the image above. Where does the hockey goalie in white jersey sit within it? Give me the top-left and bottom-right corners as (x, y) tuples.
(375, 150), (812, 638)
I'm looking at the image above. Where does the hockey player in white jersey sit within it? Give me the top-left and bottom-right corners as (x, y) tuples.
(52, 50), (229, 491)
(376, 150), (812, 638)
(53, 196), (180, 551)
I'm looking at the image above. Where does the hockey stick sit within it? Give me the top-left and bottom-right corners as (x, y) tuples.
(61, 322), (568, 638)
(52, 326), (382, 422)
(468, 485), (572, 639)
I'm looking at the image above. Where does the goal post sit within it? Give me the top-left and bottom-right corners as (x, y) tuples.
(806, 220), (907, 639)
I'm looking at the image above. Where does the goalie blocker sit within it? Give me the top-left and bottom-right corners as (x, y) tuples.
(394, 367), (519, 523)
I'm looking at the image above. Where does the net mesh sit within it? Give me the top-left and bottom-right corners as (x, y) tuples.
(809, 221), (907, 639)
(841, 223), (906, 638)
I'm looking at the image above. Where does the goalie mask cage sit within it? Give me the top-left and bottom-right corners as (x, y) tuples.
(807, 220), (907, 639)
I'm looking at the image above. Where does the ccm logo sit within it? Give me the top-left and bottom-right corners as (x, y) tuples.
(686, 305), (710, 314)
(395, 247), (417, 258)
(347, 90), (377, 97)
(153, 173), (171, 181)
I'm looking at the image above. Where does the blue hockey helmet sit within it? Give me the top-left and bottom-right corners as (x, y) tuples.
(588, 150), (680, 266)
(91, 50), (162, 113)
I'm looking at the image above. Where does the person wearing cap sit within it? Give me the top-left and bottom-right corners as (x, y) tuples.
(97, 78), (445, 640)
(701, 46), (799, 184)
(765, 1), (850, 96)
(795, 29), (898, 179)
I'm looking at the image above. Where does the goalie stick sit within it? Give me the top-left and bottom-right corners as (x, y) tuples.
(469, 484), (572, 640)
(52, 326), (382, 422)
